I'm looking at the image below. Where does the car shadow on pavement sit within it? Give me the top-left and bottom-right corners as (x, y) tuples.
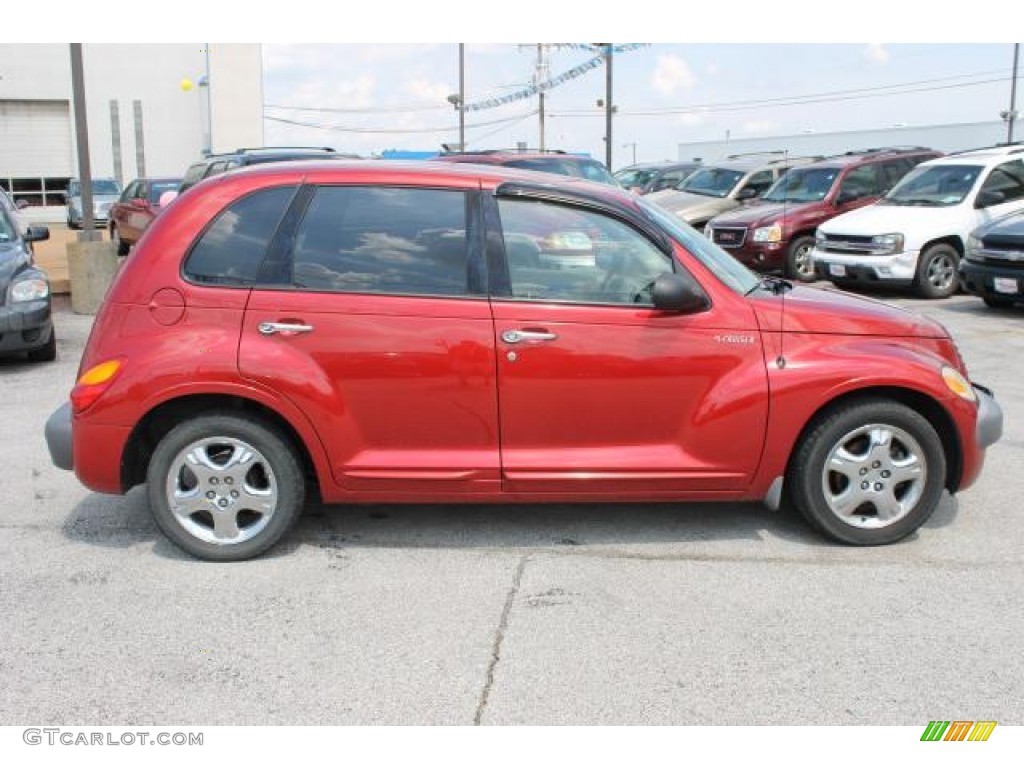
(61, 484), (961, 560)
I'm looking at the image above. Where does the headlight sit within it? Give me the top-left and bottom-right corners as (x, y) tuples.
(752, 224), (782, 243)
(966, 233), (983, 260)
(941, 366), (976, 402)
(871, 233), (904, 255)
(11, 278), (50, 302)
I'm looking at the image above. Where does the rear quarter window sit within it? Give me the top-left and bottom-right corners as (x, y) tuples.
(183, 186), (297, 286)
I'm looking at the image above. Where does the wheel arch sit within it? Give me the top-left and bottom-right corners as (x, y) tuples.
(784, 385), (963, 493)
(120, 393), (324, 501)
(920, 234), (964, 257)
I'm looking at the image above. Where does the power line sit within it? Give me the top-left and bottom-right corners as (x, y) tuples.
(550, 71), (1021, 118)
(265, 111), (537, 135)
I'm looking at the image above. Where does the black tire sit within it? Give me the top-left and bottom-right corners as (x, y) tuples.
(788, 399), (946, 545)
(112, 225), (130, 256)
(982, 296), (1015, 309)
(785, 235), (817, 282)
(27, 330), (57, 362)
(914, 244), (959, 299)
(146, 413), (305, 561)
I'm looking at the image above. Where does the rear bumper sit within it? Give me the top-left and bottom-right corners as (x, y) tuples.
(974, 383), (1003, 450)
(45, 402), (74, 471)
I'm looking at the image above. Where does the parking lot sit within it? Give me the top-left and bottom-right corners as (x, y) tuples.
(1, 292), (1022, 725)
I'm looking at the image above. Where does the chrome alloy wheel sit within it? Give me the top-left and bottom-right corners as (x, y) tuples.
(925, 251), (957, 293)
(164, 436), (279, 545)
(820, 423), (927, 529)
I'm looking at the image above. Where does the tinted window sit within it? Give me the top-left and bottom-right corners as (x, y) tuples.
(497, 198), (672, 306)
(838, 164), (882, 200)
(762, 167), (839, 202)
(292, 186), (471, 297)
(577, 160), (617, 185)
(741, 170), (775, 197)
(979, 159), (1024, 205)
(184, 186), (296, 286)
(149, 180), (180, 203)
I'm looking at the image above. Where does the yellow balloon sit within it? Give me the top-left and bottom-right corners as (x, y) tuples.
(180, 78), (194, 92)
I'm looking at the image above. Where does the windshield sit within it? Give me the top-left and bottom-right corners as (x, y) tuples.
(69, 180), (121, 196)
(615, 169), (656, 189)
(639, 199), (759, 296)
(762, 167), (839, 203)
(0, 209), (15, 242)
(678, 167), (744, 198)
(880, 164), (982, 207)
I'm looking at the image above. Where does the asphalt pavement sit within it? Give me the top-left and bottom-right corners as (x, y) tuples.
(0, 293), (1021, 725)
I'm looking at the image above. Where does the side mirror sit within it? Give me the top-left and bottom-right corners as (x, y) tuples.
(651, 272), (710, 313)
(25, 226), (50, 243)
(736, 187), (759, 201)
(15, 199), (30, 210)
(975, 190), (1006, 209)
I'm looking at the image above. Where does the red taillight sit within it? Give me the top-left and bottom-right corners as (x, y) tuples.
(70, 359), (122, 413)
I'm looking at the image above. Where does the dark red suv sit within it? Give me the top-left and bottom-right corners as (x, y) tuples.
(706, 147), (940, 280)
(45, 161), (1001, 560)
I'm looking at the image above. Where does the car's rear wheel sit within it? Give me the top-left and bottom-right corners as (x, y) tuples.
(785, 235), (817, 282)
(146, 414), (305, 561)
(914, 244), (959, 299)
(788, 399), (946, 545)
(111, 224), (130, 256)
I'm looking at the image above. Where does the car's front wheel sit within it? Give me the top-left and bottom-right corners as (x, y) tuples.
(146, 414), (305, 561)
(111, 224), (130, 256)
(914, 244), (959, 299)
(788, 399), (946, 545)
(785, 235), (817, 282)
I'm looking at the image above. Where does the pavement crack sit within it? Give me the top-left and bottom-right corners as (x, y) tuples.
(474, 555), (528, 726)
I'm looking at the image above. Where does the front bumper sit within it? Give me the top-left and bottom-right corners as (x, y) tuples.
(45, 402), (74, 471)
(958, 260), (1024, 303)
(812, 246), (921, 284)
(0, 299), (53, 353)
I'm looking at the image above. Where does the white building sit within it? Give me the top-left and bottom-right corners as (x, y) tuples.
(0, 43), (263, 220)
(678, 121), (1011, 163)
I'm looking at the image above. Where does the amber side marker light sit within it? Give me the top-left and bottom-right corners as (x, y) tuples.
(71, 360), (123, 413)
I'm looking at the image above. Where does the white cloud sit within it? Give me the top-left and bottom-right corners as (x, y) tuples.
(864, 44), (890, 65)
(706, 62), (720, 76)
(651, 54), (697, 97)
(404, 78), (453, 104)
(673, 111), (710, 127)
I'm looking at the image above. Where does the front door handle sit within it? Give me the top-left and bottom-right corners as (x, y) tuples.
(258, 321), (315, 336)
(501, 329), (558, 344)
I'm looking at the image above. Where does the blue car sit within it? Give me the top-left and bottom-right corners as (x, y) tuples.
(0, 204), (54, 361)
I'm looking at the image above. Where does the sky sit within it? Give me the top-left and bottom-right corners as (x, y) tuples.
(20, 1), (1022, 171)
(261, 42), (1020, 167)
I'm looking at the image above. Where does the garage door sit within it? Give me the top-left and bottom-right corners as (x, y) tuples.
(0, 100), (73, 177)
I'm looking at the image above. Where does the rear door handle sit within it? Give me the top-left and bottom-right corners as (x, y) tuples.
(501, 329), (558, 344)
(258, 321), (315, 336)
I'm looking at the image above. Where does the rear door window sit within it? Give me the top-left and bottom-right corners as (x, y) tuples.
(291, 186), (475, 297)
(183, 186), (297, 286)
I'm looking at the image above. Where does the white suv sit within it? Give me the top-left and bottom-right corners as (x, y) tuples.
(811, 144), (1024, 298)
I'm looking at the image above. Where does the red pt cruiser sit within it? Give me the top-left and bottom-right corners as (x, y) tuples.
(45, 162), (1003, 560)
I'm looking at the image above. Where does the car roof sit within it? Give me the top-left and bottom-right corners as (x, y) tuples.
(191, 159), (635, 206)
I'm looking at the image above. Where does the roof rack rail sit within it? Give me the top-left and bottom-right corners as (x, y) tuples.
(440, 148), (568, 156)
(726, 150), (786, 159)
(947, 141), (1024, 157)
(233, 146), (337, 154)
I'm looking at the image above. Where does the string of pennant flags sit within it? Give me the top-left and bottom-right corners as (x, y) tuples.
(464, 44), (648, 113)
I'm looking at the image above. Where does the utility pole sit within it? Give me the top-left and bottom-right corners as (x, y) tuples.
(536, 44), (546, 151)
(604, 43), (613, 169)
(1007, 43), (1020, 144)
(458, 44), (465, 151)
(69, 44), (98, 240)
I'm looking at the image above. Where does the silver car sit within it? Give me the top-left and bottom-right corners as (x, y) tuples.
(66, 178), (122, 229)
(646, 153), (821, 229)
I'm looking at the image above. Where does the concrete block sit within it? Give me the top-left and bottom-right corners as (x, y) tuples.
(66, 239), (119, 315)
